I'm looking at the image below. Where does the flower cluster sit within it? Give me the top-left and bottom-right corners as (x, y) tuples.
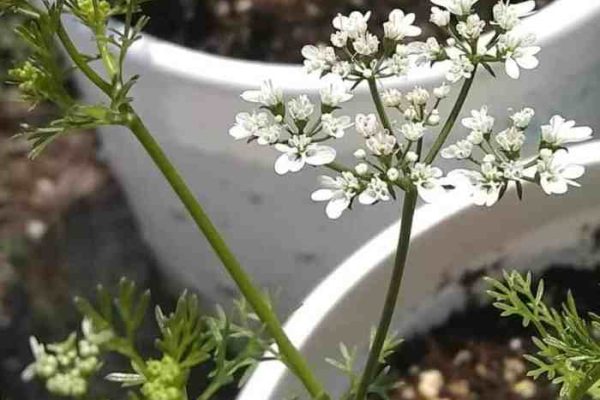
(443, 108), (592, 206)
(230, 0), (593, 219)
(22, 319), (113, 397)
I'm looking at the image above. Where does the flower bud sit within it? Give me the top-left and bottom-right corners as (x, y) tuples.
(387, 168), (400, 181)
(355, 163), (369, 176)
(354, 149), (367, 159)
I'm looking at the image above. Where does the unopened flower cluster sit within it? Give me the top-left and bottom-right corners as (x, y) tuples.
(230, 0), (593, 219)
(22, 319), (113, 397)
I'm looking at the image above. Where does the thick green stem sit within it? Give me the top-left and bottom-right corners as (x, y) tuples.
(571, 364), (600, 400)
(126, 114), (328, 399)
(354, 190), (418, 400)
(424, 69), (477, 164)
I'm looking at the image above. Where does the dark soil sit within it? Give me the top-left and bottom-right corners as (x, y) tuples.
(390, 262), (600, 400)
(134, 0), (553, 63)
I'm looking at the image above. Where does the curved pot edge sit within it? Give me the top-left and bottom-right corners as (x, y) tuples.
(239, 140), (600, 399)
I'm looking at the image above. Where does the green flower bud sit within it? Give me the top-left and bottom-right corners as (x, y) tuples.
(76, 0), (111, 24)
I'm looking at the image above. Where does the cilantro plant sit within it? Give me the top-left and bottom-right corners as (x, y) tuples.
(487, 271), (600, 400)
(0, 0), (596, 399)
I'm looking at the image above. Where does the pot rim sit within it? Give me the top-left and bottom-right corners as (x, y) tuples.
(239, 140), (600, 399)
(95, 0), (596, 92)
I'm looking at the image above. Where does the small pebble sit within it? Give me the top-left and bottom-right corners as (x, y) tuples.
(453, 349), (472, 366)
(418, 369), (444, 399)
(513, 379), (537, 398)
(504, 357), (526, 383)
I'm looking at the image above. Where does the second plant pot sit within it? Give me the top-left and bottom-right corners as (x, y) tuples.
(238, 141), (600, 399)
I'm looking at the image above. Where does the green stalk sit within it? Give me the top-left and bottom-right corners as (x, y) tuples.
(571, 364), (600, 400)
(354, 190), (418, 400)
(424, 68), (477, 164)
(367, 78), (393, 132)
(56, 22), (112, 95)
(125, 114), (329, 399)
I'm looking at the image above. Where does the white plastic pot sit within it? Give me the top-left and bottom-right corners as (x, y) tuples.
(64, 0), (600, 312)
(239, 140), (600, 399)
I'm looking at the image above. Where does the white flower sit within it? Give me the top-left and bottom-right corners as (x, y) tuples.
(382, 88), (403, 107)
(229, 111), (270, 140)
(288, 95), (315, 121)
(502, 160), (525, 181)
(332, 61), (353, 78)
(320, 81), (353, 107)
(355, 113), (380, 137)
(441, 139), (473, 159)
(433, 82), (451, 99)
(321, 114), (353, 138)
(497, 32), (540, 79)
(450, 161), (505, 206)
(493, 0), (536, 31)
(387, 167), (400, 181)
(541, 115), (593, 147)
(456, 14), (485, 40)
(410, 163), (446, 203)
(366, 132), (398, 156)
(406, 151), (419, 162)
(385, 52), (410, 76)
(355, 163), (369, 175)
(401, 122), (427, 141)
(431, 0), (479, 16)
(22, 337), (57, 381)
(331, 31), (349, 48)
(302, 45), (337, 75)
(354, 149), (367, 159)
(333, 11), (371, 39)
(462, 106), (494, 134)
(537, 149), (585, 195)
(467, 130), (484, 145)
(404, 106), (419, 122)
(510, 107), (535, 128)
(274, 135), (336, 175)
(430, 7), (451, 27)
(406, 87), (430, 106)
(241, 80), (282, 107)
(384, 9), (421, 41)
(496, 126), (525, 153)
(446, 54), (475, 83)
(256, 124), (283, 145)
(409, 38), (443, 66)
(353, 33), (380, 56)
(359, 176), (391, 205)
(427, 109), (441, 126)
(311, 172), (360, 219)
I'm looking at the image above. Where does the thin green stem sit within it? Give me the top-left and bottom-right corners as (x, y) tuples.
(125, 113), (328, 399)
(424, 68), (478, 164)
(354, 190), (418, 400)
(367, 78), (393, 133)
(570, 364), (600, 400)
(56, 22), (112, 95)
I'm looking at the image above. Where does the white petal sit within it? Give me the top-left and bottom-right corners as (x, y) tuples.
(505, 57), (520, 79)
(305, 145), (336, 166)
(514, 0), (536, 16)
(405, 26), (422, 37)
(274, 143), (294, 153)
(326, 194), (350, 219)
(418, 184), (446, 203)
(274, 154), (294, 175)
(565, 126), (593, 143)
(358, 191), (376, 205)
(311, 189), (334, 202)
(541, 177), (568, 195)
(516, 55), (539, 70)
(241, 90), (261, 103)
(229, 125), (251, 140)
(562, 164), (585, 180)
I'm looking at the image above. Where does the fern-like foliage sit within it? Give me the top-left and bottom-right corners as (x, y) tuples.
(486, 270), (600, 400)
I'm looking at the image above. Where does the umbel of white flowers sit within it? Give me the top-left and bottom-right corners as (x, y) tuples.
(229, 0), (593, 219)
